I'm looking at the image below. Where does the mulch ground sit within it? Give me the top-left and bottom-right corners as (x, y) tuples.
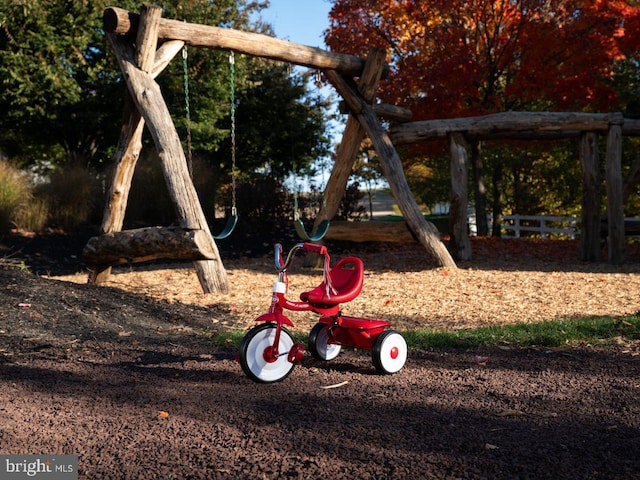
(1, 232), (640, 479)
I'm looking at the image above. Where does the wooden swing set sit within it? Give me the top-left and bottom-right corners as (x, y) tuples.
(84, 4), (455, 294)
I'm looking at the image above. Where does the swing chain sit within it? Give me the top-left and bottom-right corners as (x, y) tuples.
(182, 46), (193, 176)
(229, 51), (237, 216)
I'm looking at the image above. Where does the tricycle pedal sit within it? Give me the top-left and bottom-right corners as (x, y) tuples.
(287, 343), (305, 364)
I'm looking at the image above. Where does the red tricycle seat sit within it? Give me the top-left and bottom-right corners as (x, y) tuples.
(300, 257), (364, 307)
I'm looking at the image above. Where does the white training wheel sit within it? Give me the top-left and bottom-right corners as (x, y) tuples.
(239, 323), (296, 383)
(308, 323), (342, 361)
(372, 330), (407, 374)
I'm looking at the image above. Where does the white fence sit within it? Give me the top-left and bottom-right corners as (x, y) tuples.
(467, 214), (640, 239)
(498, 215), (579, 239)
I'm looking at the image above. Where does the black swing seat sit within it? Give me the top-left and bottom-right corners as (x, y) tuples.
(300, 256), (364, 307)
(294, 218), (330, 242)
(212, 214), (238, 240)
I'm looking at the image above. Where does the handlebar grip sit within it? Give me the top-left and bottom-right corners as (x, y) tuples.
(274, 243), (285, 269)
(302, 242), (327, 255)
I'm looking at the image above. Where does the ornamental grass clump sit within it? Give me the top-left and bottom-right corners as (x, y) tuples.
(0, 160), (40, 233)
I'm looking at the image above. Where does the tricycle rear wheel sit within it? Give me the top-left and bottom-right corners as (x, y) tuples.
(372, 330), (407, 374)
(308, 323), (342, 361)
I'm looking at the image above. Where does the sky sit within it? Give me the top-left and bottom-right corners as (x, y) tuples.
(257, 0), (332, 48)
(255, 1), (355, 188)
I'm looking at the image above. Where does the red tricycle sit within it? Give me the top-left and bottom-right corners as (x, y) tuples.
(238, 242), (407, 383)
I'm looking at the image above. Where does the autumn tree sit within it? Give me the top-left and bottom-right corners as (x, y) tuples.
(326, 0), (640, 225)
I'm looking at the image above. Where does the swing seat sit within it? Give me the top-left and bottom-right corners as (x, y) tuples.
(294, 218), (330, 242)
(300, 256), (364, 307)
(212, 214), (238, 240)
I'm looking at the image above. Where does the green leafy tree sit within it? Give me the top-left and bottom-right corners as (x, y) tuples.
(0, 0), (330, 176)
(1, 0), (332, 233)
(0, 0), (139, 166)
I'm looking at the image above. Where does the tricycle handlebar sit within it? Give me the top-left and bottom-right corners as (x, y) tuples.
(274, 242), (329, 272)
(301, 242), (328, 255)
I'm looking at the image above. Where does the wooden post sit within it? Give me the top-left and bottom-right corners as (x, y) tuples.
(578, 132), (600, 261)
(606, 115), (625, 265)
(449, 133), (471, 260)
(107, 32), (229, 293)
(324, 221), (415, 243)
(90, 40), (185, 285)
(471, 141), (489, 236)
(391, 111), (616, 144)
(325, 69), (456, 268)
(314, 48), (386, 233)
(84, 227), (219, 267)
(89, 5), (171, 285)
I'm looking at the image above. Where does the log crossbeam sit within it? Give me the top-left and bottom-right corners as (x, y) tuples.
(103, 6), (389, 78)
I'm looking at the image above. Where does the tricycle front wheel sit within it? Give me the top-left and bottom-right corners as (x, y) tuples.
(372, 330), (407, 374)
(308, 323), (342, 361)
(239, 323), (296, 383)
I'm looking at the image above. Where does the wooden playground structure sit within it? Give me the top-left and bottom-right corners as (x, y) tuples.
(85, 4), (454, 294)
(85, 4), (638, 294)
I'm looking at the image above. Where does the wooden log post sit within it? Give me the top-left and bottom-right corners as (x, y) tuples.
(471, 141), (489, 236)
(90, 6), (188, 285)
(449, 133), (472, 260)
(84, 227), (218, 267)
(606, 115), (625, 265)
(325, 69), (456, 268)
(314, 48), (387, 235)
(89, 96), (145, 284)
(339, 102), (413, 123)
(579, 132), (601, 261)
(107, 31), (229, 293)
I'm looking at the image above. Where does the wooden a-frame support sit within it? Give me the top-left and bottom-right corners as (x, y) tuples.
(86, 4), (229, 293)
(86, 5), (457, 293)
(319, 52), (455, 267)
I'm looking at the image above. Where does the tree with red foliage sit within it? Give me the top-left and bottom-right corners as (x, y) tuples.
(326, 0), (640, 233)
(326, 0), (640, 119)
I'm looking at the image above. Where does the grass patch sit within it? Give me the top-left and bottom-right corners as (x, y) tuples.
(209, 315), (640, 351)
(401, 315), (640, 350)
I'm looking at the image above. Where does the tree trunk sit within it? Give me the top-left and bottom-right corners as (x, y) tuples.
(622, 154), (640, 205)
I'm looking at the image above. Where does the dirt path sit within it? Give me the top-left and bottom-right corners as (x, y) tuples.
(1, 236), (640, 478)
